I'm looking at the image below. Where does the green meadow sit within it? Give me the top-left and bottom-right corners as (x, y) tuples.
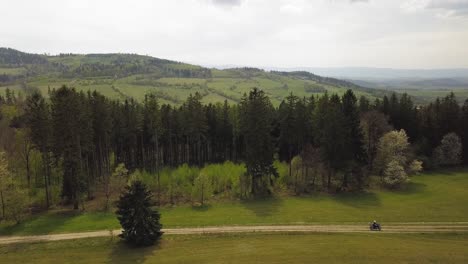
(1, 169), (467, 236)
(1, 233), (467, 263)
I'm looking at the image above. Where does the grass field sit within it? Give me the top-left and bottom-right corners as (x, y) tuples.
(1, 233), (467, 263)
(394, 88), (468, 103)
(1, 169), (467, 236)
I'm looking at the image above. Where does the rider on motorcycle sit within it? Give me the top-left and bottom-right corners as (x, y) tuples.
(372, 220), (379, 229)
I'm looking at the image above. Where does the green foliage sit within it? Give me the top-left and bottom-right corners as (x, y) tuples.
(169, 164), (199, 204)
(240, 88), (277, 196)
(433, 133), (463, 166)
(360, 110), (392, 170)
(50, 86), (93, 208)
(192, 172), (212, 205)
(0, 152), (28, 223)
(116, 181), (162, 247)
(408, 160), (423, 175)
(290, 156), (307, 193)
(0, 152), (13, 220)
(383, 160), (408, 188)
(375, 129), (423, 188)
(105, 163), (128, 210)
(375, 129), (410, 171)
(4, 185), (28, 224)
(2, 169), (468, 235)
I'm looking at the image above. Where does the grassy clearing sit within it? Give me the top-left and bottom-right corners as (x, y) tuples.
(0, 67), (25, 75)
(1, 233), (467, 263)
(1, 169), (467, 236)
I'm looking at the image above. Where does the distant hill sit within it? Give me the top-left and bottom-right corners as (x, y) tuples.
(0, 48), (391, 105)
(262, 66), (468, 80)
(254, 66), (468, 103)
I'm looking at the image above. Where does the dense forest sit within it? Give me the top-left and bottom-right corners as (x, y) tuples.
(0, 85), (466, 221)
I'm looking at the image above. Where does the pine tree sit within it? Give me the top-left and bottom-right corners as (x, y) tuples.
(278, 93), (299, 177)
(341, 90), (366, 188)
(50, 86), (89, 209)
(25, 92), (51, 208)
(461, 100), (468, 164)
(116, 180), (163, 247)
(240, 88), (277, 195)
(314, 94), (347, 191)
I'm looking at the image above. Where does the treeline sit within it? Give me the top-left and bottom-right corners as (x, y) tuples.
(0, 48), (212, 82)
(0, 86), (467, 215)
(0, 48), (48, 66)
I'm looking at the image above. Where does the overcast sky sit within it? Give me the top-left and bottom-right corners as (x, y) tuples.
(1, 0), (468, 68)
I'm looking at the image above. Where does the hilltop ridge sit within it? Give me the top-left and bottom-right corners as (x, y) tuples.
(0, 48), (389, 105)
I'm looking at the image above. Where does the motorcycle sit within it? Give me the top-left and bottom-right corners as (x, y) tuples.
(369, 222), (381, 231)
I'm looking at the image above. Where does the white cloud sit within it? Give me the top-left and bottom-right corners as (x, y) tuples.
(401, 0), (468, 17)
(211, 0), (243, 6)
(280, 4), (303, 14)
(0, 0), (467, 68)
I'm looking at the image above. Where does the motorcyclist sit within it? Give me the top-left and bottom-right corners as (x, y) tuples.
(372, 220), (379, 229)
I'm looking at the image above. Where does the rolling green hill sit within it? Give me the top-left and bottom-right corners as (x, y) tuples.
(0, 48), (390, 105)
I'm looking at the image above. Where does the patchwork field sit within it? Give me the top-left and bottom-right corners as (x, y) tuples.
(0, 49), (388, 106)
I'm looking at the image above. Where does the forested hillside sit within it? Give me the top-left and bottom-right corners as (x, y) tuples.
(0, 48), (389, 105)
(0, 81), (466, 218)
(0, 47), (467, 224)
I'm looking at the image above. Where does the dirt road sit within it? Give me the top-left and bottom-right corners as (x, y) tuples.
(1, 224), (468, 245)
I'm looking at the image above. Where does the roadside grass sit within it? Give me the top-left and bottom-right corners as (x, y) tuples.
(1, 169), (467, 236)
(1, 233), (467, 263)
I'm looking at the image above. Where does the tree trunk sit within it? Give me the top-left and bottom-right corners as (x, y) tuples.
(342, 171), (348, 189)
(105, 176), (110, 211)
(25, 149), (31, 188)
(251, 174), (256, 196)
(312, 167), (316, 188)
(157, 170), (161, 206)
(0, 190), (5, 220)
(288, 146), (292, 178)
(77, 135), (83, 210)
(73, 198), (79, 210)
(43, 153), (50, 209)
(155, 132), (161, 206)
(294, 169), (298, 194)
(201, 182), (204, 206)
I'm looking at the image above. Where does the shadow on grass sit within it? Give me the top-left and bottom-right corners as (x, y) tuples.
(331, 191), (381, 208)
(422, 167), (468, 176)
(0, 210), (81, 236)
(240, 196), (283, 217)
(392, 182), (427, 195)
(191, 204), (212, 212)
(107, 238), (159, 264)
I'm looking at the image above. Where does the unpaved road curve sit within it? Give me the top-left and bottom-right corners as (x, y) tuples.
(1, 224), (468, 245)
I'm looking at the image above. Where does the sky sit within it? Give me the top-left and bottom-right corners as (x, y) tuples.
(1, 0), (468, 69)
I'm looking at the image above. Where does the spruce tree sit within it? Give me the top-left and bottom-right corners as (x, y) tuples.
(314, 94), (347, 191)
(341, 90), (366, 188)
(25, 92), (51, 208)
(462, 99), (468, 164)
(240, 88), (277, 195)
(116, 180), (163, 247)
